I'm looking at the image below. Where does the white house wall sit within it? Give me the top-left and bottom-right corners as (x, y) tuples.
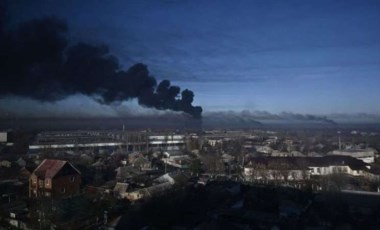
(243, 168), (308, 181)
(246, 164), (367, 181)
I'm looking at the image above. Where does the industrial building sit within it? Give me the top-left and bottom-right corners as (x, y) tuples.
(28, 131), (186, 152)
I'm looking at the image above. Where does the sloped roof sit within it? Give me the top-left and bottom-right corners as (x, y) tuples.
(115, 166), (144, 180)
(113, 182), (128, 194)
(132, 156), (150, 165)
(33, 159), (80, 179)
(140, 182), (173, 197)
(154, 173), (175, 184)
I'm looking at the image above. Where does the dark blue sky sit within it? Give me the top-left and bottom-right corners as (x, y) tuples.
(8, 0), (380, 115)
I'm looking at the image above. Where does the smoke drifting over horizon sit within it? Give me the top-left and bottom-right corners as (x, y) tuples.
(0, 13), (202, 118)
(204, 110), (337, 125)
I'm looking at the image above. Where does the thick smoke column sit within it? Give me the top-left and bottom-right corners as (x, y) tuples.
(0, 16), (202, 118)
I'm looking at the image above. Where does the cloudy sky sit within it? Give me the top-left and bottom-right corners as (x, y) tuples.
(5, 0), (380, 116)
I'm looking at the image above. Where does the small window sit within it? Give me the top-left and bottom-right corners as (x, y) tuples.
(61, 187), (66, 193)
(70, 176), (75, 182)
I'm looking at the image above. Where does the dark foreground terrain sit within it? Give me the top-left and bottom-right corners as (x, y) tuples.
(115, 181), (380, 230)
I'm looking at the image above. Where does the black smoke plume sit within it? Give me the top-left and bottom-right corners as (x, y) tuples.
(0, 15), (202, 118)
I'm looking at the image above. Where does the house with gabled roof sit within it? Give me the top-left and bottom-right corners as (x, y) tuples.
(29, 159), (81, 199)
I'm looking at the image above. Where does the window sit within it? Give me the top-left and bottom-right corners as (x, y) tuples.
(70, 176), (75, 182)
(45, 179), (50, 187)
(38, 180), (44, 188)
(61, 187), (66, 193)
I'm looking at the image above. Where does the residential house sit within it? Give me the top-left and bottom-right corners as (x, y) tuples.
(308, 155), (369, 176)
(113, 182), (129, 199)
(254, 145), (273, 154)
(29, 159), (81, 199)
(244, 158), (308, 182)
(115, 165), (144, 182)
(125, 172), (189, 201)
(0, 160), (12, 168)
(243, 156), (371, 182)
(163, 155), (191, 169)
(330, 148), (377, 163)
(131, 156), (151, 171)
(162, 150), (190, 169)
(125, 182), (173, 201)
(128, 152), (143, 164)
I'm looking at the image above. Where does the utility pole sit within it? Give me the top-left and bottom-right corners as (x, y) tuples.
(103, 210), (108, 227)
(1, 194), (11, 203)
(338, 131), (341, 150)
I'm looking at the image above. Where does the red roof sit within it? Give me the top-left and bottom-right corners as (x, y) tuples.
(33, 159), (80, 179)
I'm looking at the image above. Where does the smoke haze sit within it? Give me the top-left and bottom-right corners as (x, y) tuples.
(0, 13), (202, 118)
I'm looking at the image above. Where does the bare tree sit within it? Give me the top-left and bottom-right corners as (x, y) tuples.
(199, 153), (225, 175)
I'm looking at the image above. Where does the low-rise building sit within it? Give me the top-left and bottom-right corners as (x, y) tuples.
(115, 165), (144, 181)
(254, 145), (273, 154)
(330, 148), (377, 163)
(243, 156), (372, 182)
(29, 159), (81, 199)
(131, 156), (152, 171)
(163, 155), (191, 169)
(0, 131), (8, 143)
(125, 172), (189, 201)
